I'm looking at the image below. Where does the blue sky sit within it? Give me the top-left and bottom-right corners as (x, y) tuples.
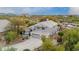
(0, 7), (78, 15)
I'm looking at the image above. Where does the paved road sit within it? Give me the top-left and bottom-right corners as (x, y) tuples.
(11, 37), (42, 51)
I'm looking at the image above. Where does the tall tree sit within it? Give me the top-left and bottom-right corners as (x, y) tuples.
(9, 16), (26, 34)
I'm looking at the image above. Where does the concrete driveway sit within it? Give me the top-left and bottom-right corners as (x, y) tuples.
(11, 37), (42, 51)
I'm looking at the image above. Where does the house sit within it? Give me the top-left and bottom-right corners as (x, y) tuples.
(0, 19), (11, 40)
(2, 20), (59, 51)
(61, 22), (77, 29)
(24, 20), (59, 39)
(0, 19), (11, 33)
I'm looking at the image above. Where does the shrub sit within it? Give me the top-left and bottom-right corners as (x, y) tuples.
(0, 46), (17, 51)
(5, 31), (17, 44)
(23, 49), (30, 51)
(58, 31), (64, 37)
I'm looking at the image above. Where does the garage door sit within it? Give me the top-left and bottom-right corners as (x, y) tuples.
(31, 34), (41, 39)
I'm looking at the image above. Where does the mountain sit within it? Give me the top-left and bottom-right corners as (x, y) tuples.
(0, 13), (17, 16)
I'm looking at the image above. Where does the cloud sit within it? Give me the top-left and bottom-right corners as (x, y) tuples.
(69, 7), (79, 15)
(0, 7), (52, 15)
(21, 7), (53, 15)
(21, 7), (69, 15)
(0, 7), (70, 15)
(0, 7), (53, 15)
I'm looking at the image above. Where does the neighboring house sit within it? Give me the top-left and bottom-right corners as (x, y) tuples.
(0, 19), (11, 40)
(0, 19), (11, 33)
(24, 20), (59, 39)
(61, 22), (77, 29)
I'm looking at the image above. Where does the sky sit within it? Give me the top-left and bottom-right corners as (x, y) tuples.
(0, 7), (78, 15)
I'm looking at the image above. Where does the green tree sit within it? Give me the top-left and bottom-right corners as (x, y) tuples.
(58, 31), (64, 37)
(57, 31), (64, 43)
(63, 28), (79, 51)
(9, 16), (26, 34)
(27, 20), (37, 27)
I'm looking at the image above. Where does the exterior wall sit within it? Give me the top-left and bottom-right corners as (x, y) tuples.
(24, 25), (59, 39)
(30, 34), (41, 39)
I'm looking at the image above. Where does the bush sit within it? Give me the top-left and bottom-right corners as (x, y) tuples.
(41, 36), (55, 51)
(73, 42), (79, 51)
(5, 31), (17, 44)
(41, 35), (46, 42)
(58, 31), (64, 37)
(63, 28), (79, 51)
(0, 46), (17, 51)
(55, 45), (65, 51)
(23, 49), (30, 51)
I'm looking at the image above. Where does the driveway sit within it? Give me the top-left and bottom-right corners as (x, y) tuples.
(11, 37), (42, 51)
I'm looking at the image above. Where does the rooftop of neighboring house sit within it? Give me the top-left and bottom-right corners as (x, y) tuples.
(0, 19), (10, 32)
